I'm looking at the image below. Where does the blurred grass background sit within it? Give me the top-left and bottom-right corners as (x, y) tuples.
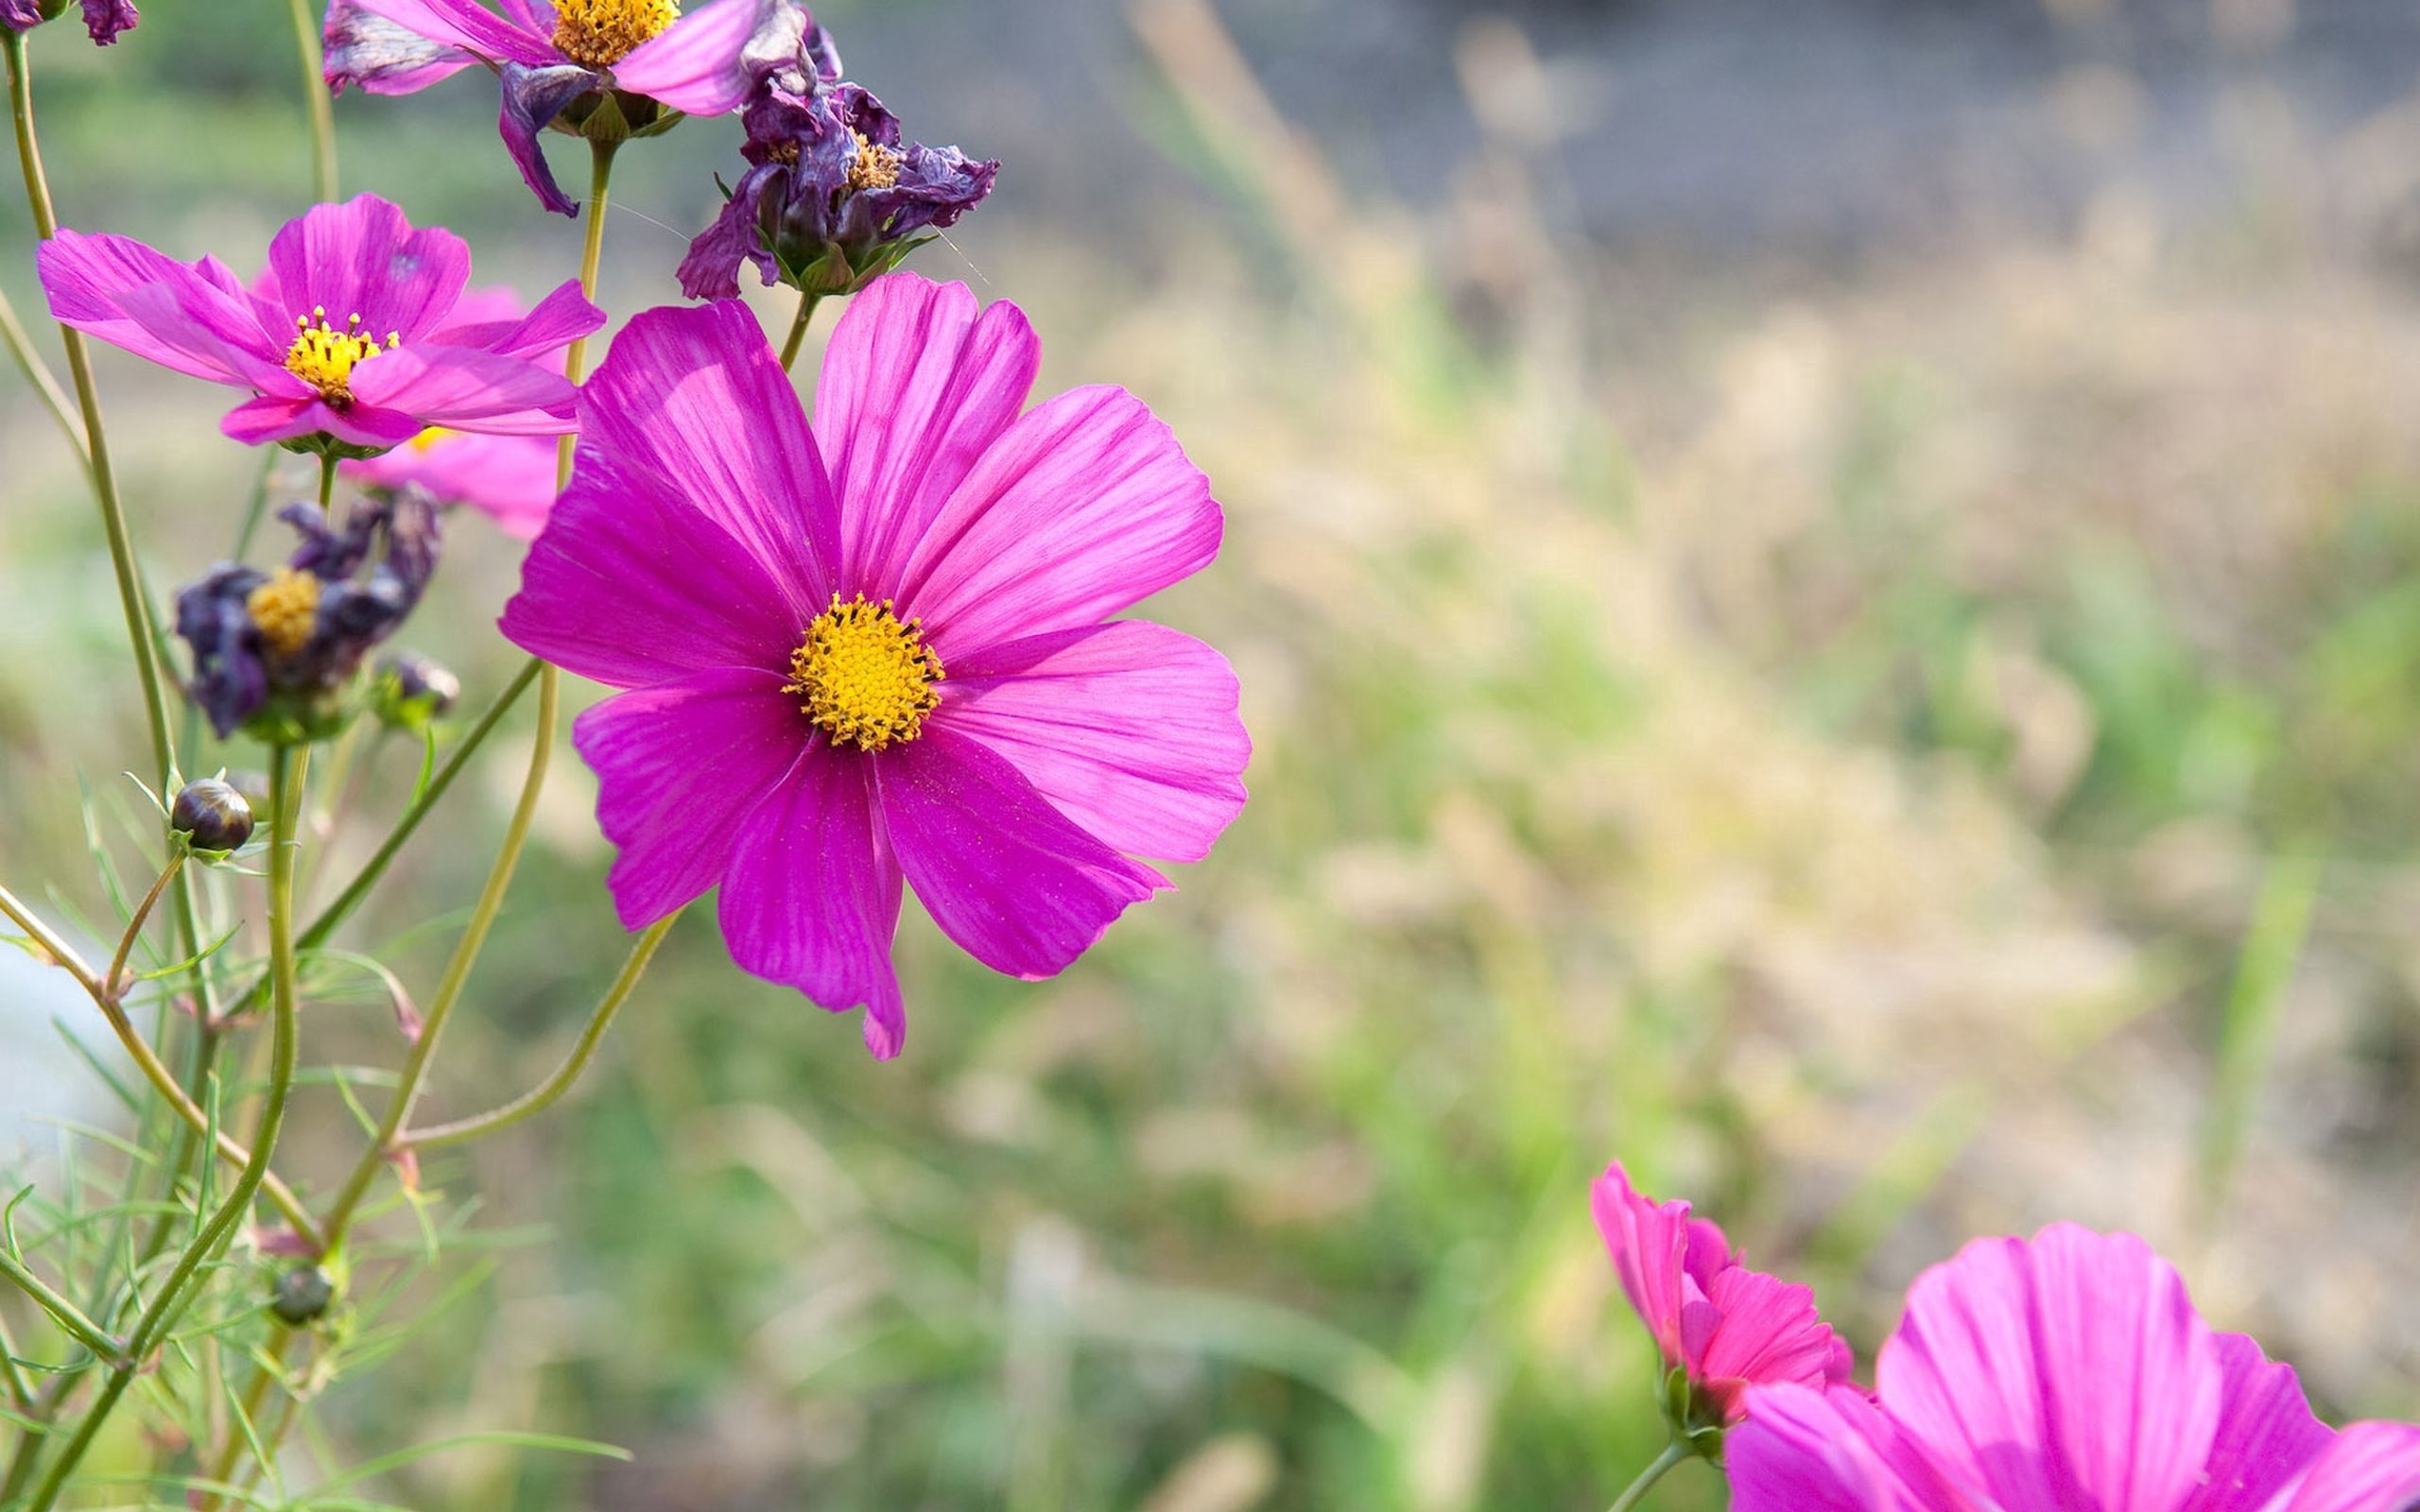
(5, 0), (2420, 1507)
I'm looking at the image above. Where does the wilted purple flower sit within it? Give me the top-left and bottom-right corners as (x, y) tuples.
(177, 490), (441, 742)
(327, 0), (811, 215)
(677, 44), (996, 302)
(38, 195), (600, 455)
(1, 0), (139, 44)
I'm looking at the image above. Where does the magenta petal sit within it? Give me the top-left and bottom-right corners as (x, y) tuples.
(813, 272), (1038, 595)
(219, 394), (420, 450)
(1878, 1226), (2222, 1512)
(325, 0), (477, 94)
(1589, 1162), (1692, 1370)
(425, 277), (601, 360)
(875, 728), (1167, 981)
(579, 301), (840, 611)
(260, 196), (472, 342)
(354, 0), (553, 62)
(350, 344), (579, 433)
(573, 666), (808, 930)
(2276, 1422), (2420, 1512)
(2179, 1333), (2332, 1512)
(718, 746), (908, 1059)
(37, 231), (272, 384)
(1730, 1384), (1966, 1512)
(896, 384), (1221, 657)
(345, 431), (559, 538)
(609, 0), (796, 115)
(1694, 1267), (1855, 1423)
(938, 622), (1246, 863)
(502, 444), (804, 688)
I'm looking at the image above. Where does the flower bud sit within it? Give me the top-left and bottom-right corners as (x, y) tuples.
(170, 778), (254, 855)
(374, 650), (459, 730)
(269, 1264), (336, 1326)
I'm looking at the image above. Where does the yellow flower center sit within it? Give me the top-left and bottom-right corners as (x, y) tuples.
(784, 593), (944, 752)
(246, 568), (320, 659)
(846, 132), (903, 192)
(284, 308), (398, 407)
(551, 0), (680, 67)
(406, 425), (457, 453)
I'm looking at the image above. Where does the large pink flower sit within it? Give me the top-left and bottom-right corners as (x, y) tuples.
(1729, 1225), (2420, 1512)
(500, 274), (1249, 1059)
(1594, 1161), (1854, 1429)
(36, 195), (600, 452)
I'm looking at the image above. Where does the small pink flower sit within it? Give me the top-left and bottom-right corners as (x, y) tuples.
(1593, 1161), (1853, 1430)
(1729, 1225), (2420, 1512)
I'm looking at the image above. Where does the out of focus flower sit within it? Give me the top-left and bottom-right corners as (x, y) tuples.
(1729, 1225), (2420, 1512)
(373, 650), (459, 730)
(1593, 1162), (1852, 1438)
(38, 195), (599, 455)
(170, 778), (254, 856)
(501, 277), (1246, 1058)
(1, 0), (139, 44)
(326, 0), (809, 215)
(679, 29), (995, 302)
(177, 490), (441, 742)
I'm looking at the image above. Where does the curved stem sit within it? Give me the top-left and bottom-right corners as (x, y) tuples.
(1605, 1440), (1691, 1512)
(0, 1254), (121, 1368)
(20, 746), (307, 1512)
(0, 279), (85, 466)
(284, 0), (339, 202)
(403, 914), (678, 1151)
(102, 852), (183, 1000)
(777, 289), (821, 371)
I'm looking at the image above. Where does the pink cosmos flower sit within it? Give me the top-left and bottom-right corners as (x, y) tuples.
(325, 0), (807, 215)
(1594, 1161), (1855, 1430)
(499, 273), (1249, 1059)
(1729, 1225), (2420, 1512)
(36, 194), (600, 453)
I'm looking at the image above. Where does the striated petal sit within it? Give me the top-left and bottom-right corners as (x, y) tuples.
(350, 344), (579, 433)
(2272, 1422), (2420, 1512)
(1588, 1163), (1693, 1371)
(895, 384), (1221, 658)
(424, 277), (601, 359)
(578, 300), (839, 616)
(1730, 1383), (1971, 1512)
(812, 273), (1038, 597)
(939, 622), (1246, 863)
(325, 0), (476, 93)
(354, 0), (553, 62)
(498, 61), (599, 216)
(344, 431), (560, 538)
(1693, 1266), (1857, 1423)
(2181, 1333), (2332, 1512)
(37, 230), (273, 384)
(260, 195), (471, 342)
(874, 728), (1166, 981)
(220, 392), (422, 450)
(718, 745), (908, 1059)
(611, 0), (801, 116)
(571, 666), (808, 929)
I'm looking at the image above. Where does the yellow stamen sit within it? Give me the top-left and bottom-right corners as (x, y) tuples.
(551, 0), (681, 67)
(283, 307), (398, 407)
(406, 425), (457, 453)
(785, 593), (943, 752)
(246, 568), (320, 659)
(846, 131), (903, 193)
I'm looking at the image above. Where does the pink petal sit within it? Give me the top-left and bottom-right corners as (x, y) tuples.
(1588, 1162), (1693, 1370)
(896, 384), (1221, 659)
(578, 301), (840, 614)
(354, 0), (553, 62)
(717, 746), (908, 1059)
(1730, 1383), (1971, 1512)
(220, 393), (423, 450)
(37, 230), (274, 384)
(425, 276), (600, 360)
(1877, 1226), (2221, 1512)
(609, 0), (793, 115)
(874, 727), (1167, 981)
(350, 344), (579, 433)
(937, 622), (1246, 863)
(813, 272), (1038, 596)
(2180, 1333), (2332, 1512)
(572, 666), (809, 930)
(1693, 1266), (1857, 1423)
(259, 195), (472, 344)
(324, 0), (479, 94)
(345, 430), (560, 538)
(501, 444), (804, 689)
(2273, 1422), (2420, 1512)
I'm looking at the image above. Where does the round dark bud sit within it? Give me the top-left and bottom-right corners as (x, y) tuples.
(375, 650), (459, 730)
(170, 779), (254, 854)
(269, 1264), (336, 1326)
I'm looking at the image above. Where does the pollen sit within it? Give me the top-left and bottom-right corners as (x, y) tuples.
(246, 568), (321, 659)
(284, 308), (398, 407)
(551, 0), (681, 67)
(845, 132), (903, 193)
(785, 593), (943, 752)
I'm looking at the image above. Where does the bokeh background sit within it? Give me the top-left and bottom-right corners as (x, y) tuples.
(6, 0), (2420, 1507)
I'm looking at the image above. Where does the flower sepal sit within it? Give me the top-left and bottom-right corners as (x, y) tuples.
(280, 432), (397, 463)
(771, 231), (937, 300)
(1658, 1364), (1734, 1461)
(237, 680), (365, 749)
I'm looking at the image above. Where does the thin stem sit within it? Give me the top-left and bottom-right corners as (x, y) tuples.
(284, 0), (339, 202)
(556, 136), (617, 479)
(0, 1254), (122, 1368)
(0, 881), (104, 999)
(0, 1305), (33, 1411)
(20, 746), (306, 1512)
(101, 853), (183, 1000)
(404, 914), (678, 1151)
(777, 289), (821, 371)
(1605, 1440), (1691, 1512)
(0, 279), (85, 466)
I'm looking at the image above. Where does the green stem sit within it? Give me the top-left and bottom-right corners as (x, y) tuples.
(403, 914), (678, 1151)
(1605, 1440), (1691, 1512)
(777, 289), (821, 371)
(19, 747), (307, 1512)
(284, 0), (339, 202)
(0, 1255), (121, 1368)
(0, 1305), (32, 1411)
(557, 136), (616, 478)
(101, 852), (183, 999)
(0, 278), (85, 466)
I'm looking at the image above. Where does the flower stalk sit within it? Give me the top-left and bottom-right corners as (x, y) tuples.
(1604, 1440), (1690, 1512)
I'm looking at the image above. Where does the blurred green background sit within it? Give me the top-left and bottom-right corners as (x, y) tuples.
(6, 0), (2420, 1507)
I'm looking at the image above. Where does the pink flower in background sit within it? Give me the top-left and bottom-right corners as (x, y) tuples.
(500, 275), (1248, 1059)
(1729, 1225), (2420, 1512)
(36, 195), (600, 452)
(1593, 1161), (1854, 1431)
